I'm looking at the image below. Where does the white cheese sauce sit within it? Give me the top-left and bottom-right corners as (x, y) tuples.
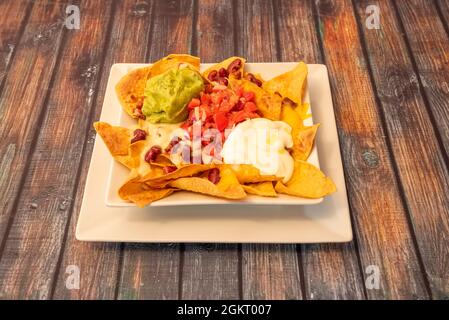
(221, 118), (294, 183)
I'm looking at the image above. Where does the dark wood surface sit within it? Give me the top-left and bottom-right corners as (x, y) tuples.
(0, 0), (448, 300)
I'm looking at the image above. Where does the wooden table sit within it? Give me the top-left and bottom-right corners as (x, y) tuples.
(0, 0), (448, 300)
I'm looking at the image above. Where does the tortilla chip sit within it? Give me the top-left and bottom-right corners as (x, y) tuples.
(292, 124), (319, 161)
(296, 102), (310, 120)
(263, 62), (308, 105)
(150, 54), (200, 75)
(281, 97), (303, 131)
(243, 182), (277, 197)
(202, 56), (246, 80)
(116, 54), (200, 118)
(119, 177), (174, 207)
(150, 154), (175, 167)
(231, 78), (281, 120)
(242, 72), (265, 86)
(169, 165), (246, 199)
(143, 164), (214, 187)
(117, 140), (147, 169)
(230, 164), (279, 184)
(275, 160), (336, 198)
(94, 122), (130, 156)
(115, 66), (152, 118)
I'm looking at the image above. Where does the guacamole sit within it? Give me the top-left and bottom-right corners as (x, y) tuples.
(142, 67), (204, 123)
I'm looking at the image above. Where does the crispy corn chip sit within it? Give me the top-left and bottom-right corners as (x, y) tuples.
(231, 78), (281, 120)
(94, 122), (130, 156)
(150, 154), (175, 167)
(295, 102), (310, 120)
(143, 164), (214, 187)
(150, 54), (200, 75)
(275, 160), (336, 198)
(243, 72), (265, 85)
(230, 164), (279, 184)
(117, 140), (147, 169)
(119, 177), (174, 207)
(115, 66), (152, 118)
(116, 54), (200, 118)
(292, 124), (320, 161)
(263, 62), (308, 105)
(281, 97), (303, 131)
(169, 165), (246, 199)
(243, 182), (277, 197)
(202, 56), (246, 80)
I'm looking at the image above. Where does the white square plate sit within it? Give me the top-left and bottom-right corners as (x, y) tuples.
(76, 63), (352, 243)
(106, 63), (322, 206)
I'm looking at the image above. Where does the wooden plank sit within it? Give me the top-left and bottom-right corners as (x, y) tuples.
(384, 0), (449, 298)
(276, 0), (365, 300)
(0, 0), (33, 90)
(180, 0), (240, 300)
(182, 244), (240, 300)
(394, 0), (449, 160)
(0, 0), (114, 299)
(116, 0), (196, 300)
(118, 244), (180, 300)
(0, 0), (67, 249)
(52, 0), (155, 299)
(236, 0), (303, 300)
(313, 0), (429, 299)
(436, 0), (449, 28)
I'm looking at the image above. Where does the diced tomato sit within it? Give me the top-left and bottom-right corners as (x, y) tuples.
(211, 92), (225, 105)
(214, 112), (228, 131)
(200, 93), (211, 105)
(187, 98), (201, 109)
(243, 101), (258, 113)
(242, 91), (255, 102)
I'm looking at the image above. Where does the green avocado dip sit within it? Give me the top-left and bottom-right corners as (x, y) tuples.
(142, 67), (204, 123)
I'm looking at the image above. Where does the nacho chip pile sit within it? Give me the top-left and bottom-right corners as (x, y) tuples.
(95, 54), (336, 206)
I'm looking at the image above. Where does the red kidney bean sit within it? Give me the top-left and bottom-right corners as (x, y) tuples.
(232, 100), (244, 111)
(131, 129), (147, 143)
(207, 168), (220, 184)
(208, 70), (218, 81)
(163, 166), (177, 174)
(227, 58), (242, 74)
(145, 145), (162, 163)
(165, 137), (181, 153)
(218, 67), (229, 78)
(217, 77), (228, 86)
(246, 73), (260, 86)
(246, 73), (262, 87)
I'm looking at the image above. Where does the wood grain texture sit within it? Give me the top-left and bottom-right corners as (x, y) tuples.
(394, 0), (449, 161)
(52, 0), (155, 299)
(0, 0), (114, 299)
(182, 244), (240, 299)
(0, 0), (67, 251)
(277, 0), (365, 300)
(118, 244), (180, 300)
(236, 0), (303, 300)
(180, 0), (240, 300)
(314, 0), (428, 299)
(387, 0), (449, 299)
(0, 0), (33, 89)
(436, 0), (449, 27)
